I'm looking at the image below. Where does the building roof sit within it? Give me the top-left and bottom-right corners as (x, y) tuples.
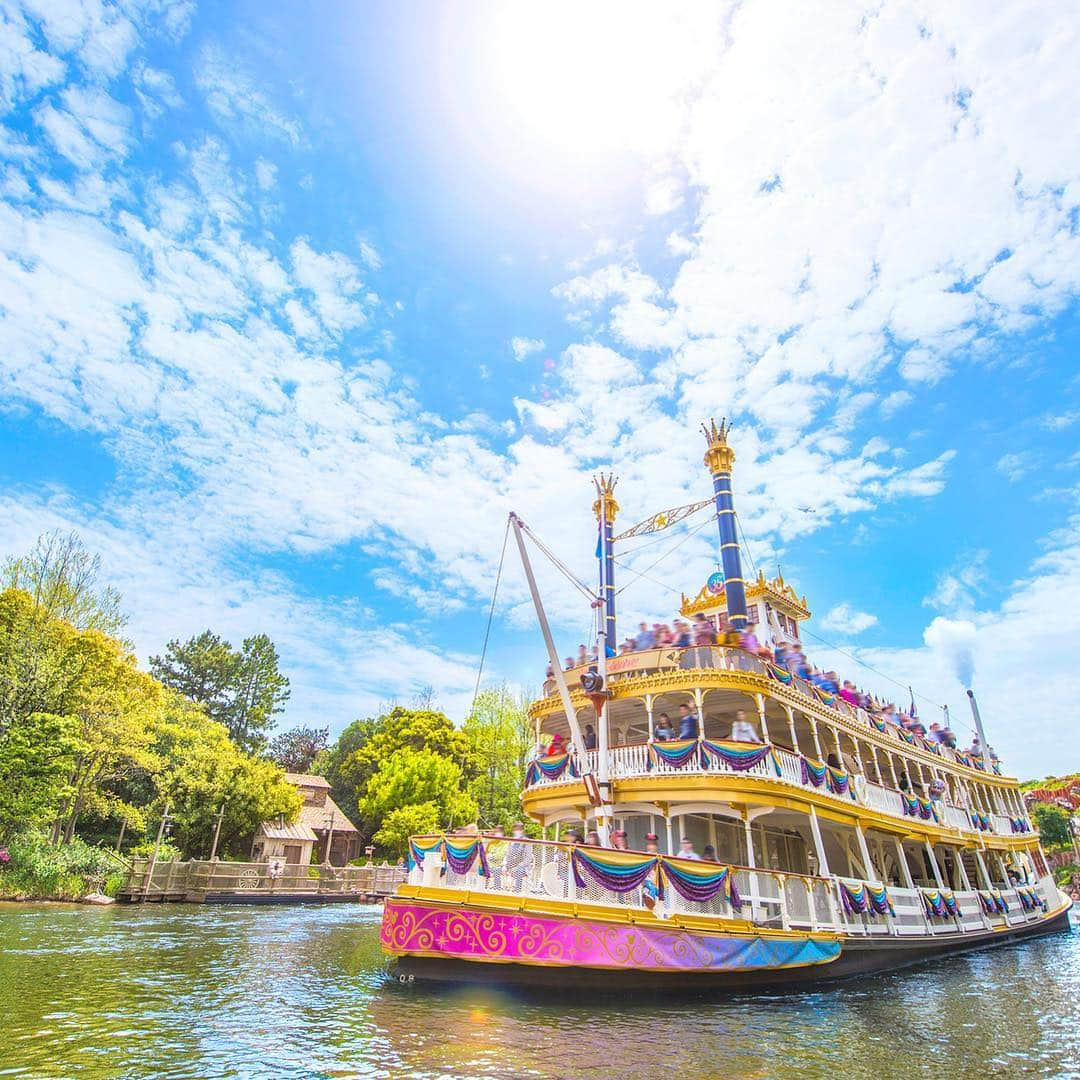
(297, 792), (360, 834)
(257, 821), (319, 842)
(284, 772), (331, 789)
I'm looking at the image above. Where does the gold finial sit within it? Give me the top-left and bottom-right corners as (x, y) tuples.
(593, 472), (619, 523)
(702, 416), (736, 474)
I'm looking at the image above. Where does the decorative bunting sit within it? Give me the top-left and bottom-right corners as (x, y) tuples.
(407, 837), (444, 871)
(866, 882), (895, 916)
(700, 739), (779, 775)
(660, 857), (741, 909)
(814, 687), (836, 707)
(902, 793), (919, 817)
(525, 752), (576, 786)
(443, 837), (490, 877)
(826, 766), (854, 799)
(870, 715), (888, 733)
(839, 880), (869, 914)
(571, 847), (658, 893)
(921, 888), (957, 917)
(978, 889), (1009, 914)
(648, 739), (700, 771)
(767, 663), (793, 685)
(801, 756), (828, 788)
(969, 812), (991, 831)
(1015, 886), (1043, 912)
(898, 729), (916, 745)
(1009, 817), (1030, 834)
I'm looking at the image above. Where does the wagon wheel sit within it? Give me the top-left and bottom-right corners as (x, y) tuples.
(237, 868), (261, 890)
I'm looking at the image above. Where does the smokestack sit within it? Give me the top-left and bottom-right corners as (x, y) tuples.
(966, 689), (989, 760)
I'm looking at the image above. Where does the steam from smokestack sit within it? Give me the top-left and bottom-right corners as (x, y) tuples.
(924, 616), (977, 688)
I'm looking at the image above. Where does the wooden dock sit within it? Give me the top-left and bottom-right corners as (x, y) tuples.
(118, 857), (405, 904)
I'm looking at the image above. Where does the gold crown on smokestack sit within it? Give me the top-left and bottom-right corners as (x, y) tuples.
(593, 472), (619, 523)
(702, 417), (736, 473)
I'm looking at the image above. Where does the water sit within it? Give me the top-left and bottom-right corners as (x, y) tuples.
(1, 903), (1077, 1080)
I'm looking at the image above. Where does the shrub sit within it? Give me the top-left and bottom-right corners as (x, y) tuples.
(128, 839), (184, 862)
(0, 832), (126, 899)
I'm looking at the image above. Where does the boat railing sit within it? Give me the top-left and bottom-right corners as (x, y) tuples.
(405, 834), (845, 932)
(524, 741), (1036, 839)
(404, 836), (1062, 938)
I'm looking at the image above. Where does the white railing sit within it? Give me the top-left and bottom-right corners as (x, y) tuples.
(524, 742), (1037, 839)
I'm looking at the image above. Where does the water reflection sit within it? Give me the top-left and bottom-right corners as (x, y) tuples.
(1, 903), (1076, 1079)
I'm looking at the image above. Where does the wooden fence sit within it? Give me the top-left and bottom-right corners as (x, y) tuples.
(120, 857), (405, 903)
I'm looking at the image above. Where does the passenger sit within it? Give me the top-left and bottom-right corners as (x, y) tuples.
(826, 752), (841, 770)
(677, 702), (700, 739)
(773, 642), (790, 669)
(898, 771), (911, 792)
(585, 830), (601, 846)
(644, 833), (661, 855)
(564, 828), (582, 845)
(672, 620), (693, 648)
(929, 722), (948, 744)
(730, 709), (762, 744)
(611, 830), (629, 851)
(564, 656), (575, 671)
(677, 837), (702, 861)
(702, 844), (717, 862)
(507, 822), (530, 892)
(942, 727), (958, 749)
(653, 714), (675, 742)
(654, 623), (674, 646)
(839, 681), (860, 707)
(635, 621), (656, 650)
(576, 644), (589, 667)
(693, 614), (717, 646)
(620, 638), (634, 655)
(546, 732), (565, 756)
(583, 724), (597, 751)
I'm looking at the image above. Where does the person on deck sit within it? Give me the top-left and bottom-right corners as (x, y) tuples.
(635, 622), (656, 650)
(702, 844), (717, 862)
(546, 732), (565, 756)
(611, 830), (629, 851)
(678, 703), (699, 739)
(576, 645), (589, 667)
(644, 833), (661, 855)
(693, 614), (717, 646)
(678, 837), (701, 860)
(564, 656), (575, 671)
(585, 830), (601, 846)
(730, 709), (762, 744)
(672, 620), (693, 647)
(653, 714), (675, 742)
(583, 724), (597, 751)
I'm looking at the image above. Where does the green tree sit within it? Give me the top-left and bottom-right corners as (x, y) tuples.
(372, 803), (441, 860)
(463, 685), (533, 829)
(150, 631), (290, 754)
(362, 748), (477, 856)
(322, 707), (473, 831)
(151, 694), (302, 858)
(1032, 803), (1072, 849)
(0, 711), (79, 842)
(1, 531), (127, 638)
(269, 725), (329, 773)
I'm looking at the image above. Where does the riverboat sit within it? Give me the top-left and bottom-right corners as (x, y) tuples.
(381, 421), (1072, 990)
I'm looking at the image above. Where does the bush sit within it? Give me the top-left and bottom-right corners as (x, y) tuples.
(1054, 864), (1078, 888)
(0, 832), (126, 899)
(128, 839), (184, 862)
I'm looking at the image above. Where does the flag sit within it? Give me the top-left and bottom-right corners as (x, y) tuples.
(595, 519), (604, 559)
(909, 686), (917, 719)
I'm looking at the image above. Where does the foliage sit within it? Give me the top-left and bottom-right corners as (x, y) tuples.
(150, 631), (290, 754)
(128, 838), (184, 862)
(361, 748), (477, 841)
(1053, 863), (1077, 888)
(322, 707), (474, 831)
(150, 695), (302, 858)
(1031, 803), (1072, 850)
(373, 803), (441, 859)
(269, 725), (329, 773)
(463, 685), (533, 829)
(1, 530), (128, 639)
(0, 711), (79, 840)
(0, 832), (126, 899)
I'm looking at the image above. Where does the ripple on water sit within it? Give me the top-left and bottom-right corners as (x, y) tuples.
(0, 904), (1077, 1079)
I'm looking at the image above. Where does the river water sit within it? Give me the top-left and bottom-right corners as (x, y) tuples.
(1, 903), (1077, 1079)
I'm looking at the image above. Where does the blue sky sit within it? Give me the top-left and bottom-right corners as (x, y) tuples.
(2, 1), (1079, 779)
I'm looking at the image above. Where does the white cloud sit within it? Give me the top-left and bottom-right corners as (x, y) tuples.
(644, 175), (683, 216)
(924, 550), (988, 614)
(996, 451), (1037, 483)
(254, 157), (277, 190)
(820, 603), (878, 635)
(510, 335), (544, 361)
(879, 390), (913, 418)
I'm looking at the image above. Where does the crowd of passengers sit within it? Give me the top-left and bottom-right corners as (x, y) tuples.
(544, 612), (996, 763)
(484, 822), (713, 861)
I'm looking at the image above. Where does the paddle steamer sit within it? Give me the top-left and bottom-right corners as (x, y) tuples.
(381, 421), (1072, 989)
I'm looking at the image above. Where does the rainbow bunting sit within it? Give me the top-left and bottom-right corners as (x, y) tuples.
(921, 888), (956, 917)
(1010, 817), (1029, 834)
(901, 793), (919, 817)
(571, 847), (658, 893)
(992, 762), (1002, 776)
(916, 796), (935, 821)
(839, 880), (869, 914)
(978, 889), (1009, 915)
(898, 729), (916, 745)
(407, 837), (444, 871)
(801, 756), (828, 788)
(870, 715), (888, 733)
(443, 837), (490, 877)
(768, 663), (793, 685)
(660, 856), (741, 909)
(525, 751), (576, 786)
(866, 882), (895, 916)
(969, 812), (991, 831)
(700, 739), (779, 774)
(648, 739), (700, 771)
(826, 766), (854, 799)
(814, 686), (836, 707)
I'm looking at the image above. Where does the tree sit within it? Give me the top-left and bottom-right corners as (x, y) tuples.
(373, 803), (441, 860)
(150, 693), (302, 858)
(0, 711), (79, 842)
(1032, 803), (1071, 850)
(320, 707), (474, 833)
(463, 685), (534, 829)
(361, 747), (477, 856)
(1, 531), (127, 638)
(269, 725), (329, 773)
(150, 631), (290, 754)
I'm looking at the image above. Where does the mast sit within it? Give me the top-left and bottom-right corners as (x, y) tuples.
(702, 418), (749, 630)
(593, 473), (619, 657)
(966, 689), (989, 763)
(508, 513), (590, 767)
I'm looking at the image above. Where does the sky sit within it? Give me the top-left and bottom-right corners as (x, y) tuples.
(2, 0), (1079, 780)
